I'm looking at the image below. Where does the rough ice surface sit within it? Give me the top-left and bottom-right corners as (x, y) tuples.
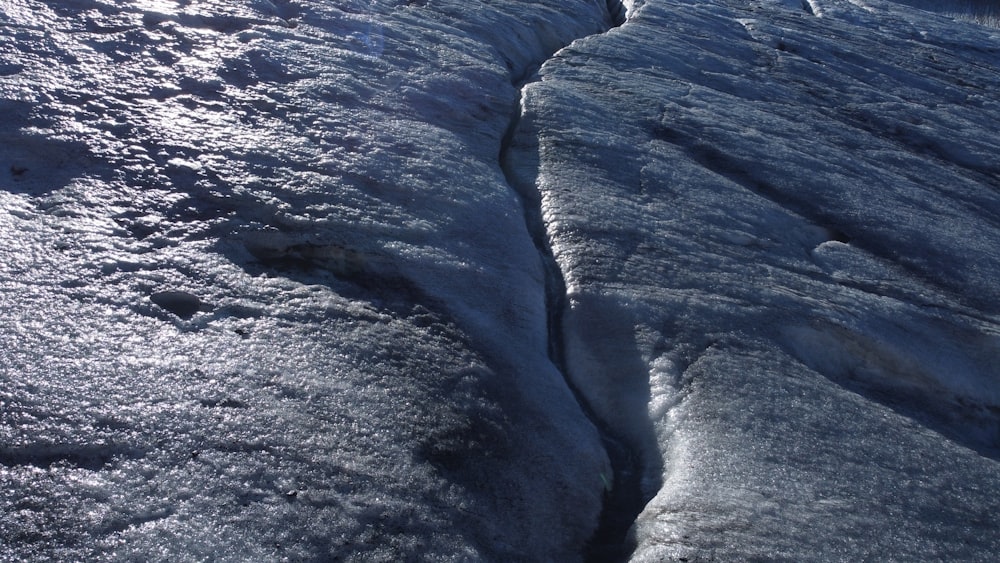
(507, 0), (1000, 559)
(2, 0), (1000, 560)
(1, 1), (615, 560)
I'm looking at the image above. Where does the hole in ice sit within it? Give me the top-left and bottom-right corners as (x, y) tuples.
(824, 226), (851, 244)
(151, 290), (204, 319)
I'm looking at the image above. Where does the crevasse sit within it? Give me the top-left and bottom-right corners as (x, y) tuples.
(499, 1), (654, 560)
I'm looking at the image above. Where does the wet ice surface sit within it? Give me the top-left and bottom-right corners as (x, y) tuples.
(507, 0), (1000, 559)
(2, 0), (1000, 560)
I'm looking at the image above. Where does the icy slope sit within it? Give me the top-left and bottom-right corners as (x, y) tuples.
(507, 0), (1000, 559)
(0, 0), (622, 559)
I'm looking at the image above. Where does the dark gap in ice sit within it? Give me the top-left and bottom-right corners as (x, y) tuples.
(0, 62), (24, 76)
(606, 0), (629, 27)
(501, 1), (649, 561)
(502, 128), (647, 562)
(826, 227), (851, 244)
(658, 130), (801, 214)
(242, 238), (367, 279)
(151, 290), (204, 319)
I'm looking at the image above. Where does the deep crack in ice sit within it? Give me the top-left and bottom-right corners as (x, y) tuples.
(499, 1), (646, 559)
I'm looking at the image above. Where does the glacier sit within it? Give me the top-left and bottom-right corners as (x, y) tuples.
(2, 0), (999, 560)
(506, 0), (1000, 559)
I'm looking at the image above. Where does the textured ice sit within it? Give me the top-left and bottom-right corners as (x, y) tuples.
(3, 0), (1000, 560)
(506, 0), (1000, 559)
(1, 0), (617, 560)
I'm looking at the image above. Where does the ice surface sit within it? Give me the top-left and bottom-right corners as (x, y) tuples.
(3, 0), (1000, 560)
(1, 0), (618, 560)
(507, 0), (1000, 558)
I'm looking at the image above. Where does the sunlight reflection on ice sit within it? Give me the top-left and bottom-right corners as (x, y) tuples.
(354, 0), (384, 58)
(136, 0), (179, 13)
